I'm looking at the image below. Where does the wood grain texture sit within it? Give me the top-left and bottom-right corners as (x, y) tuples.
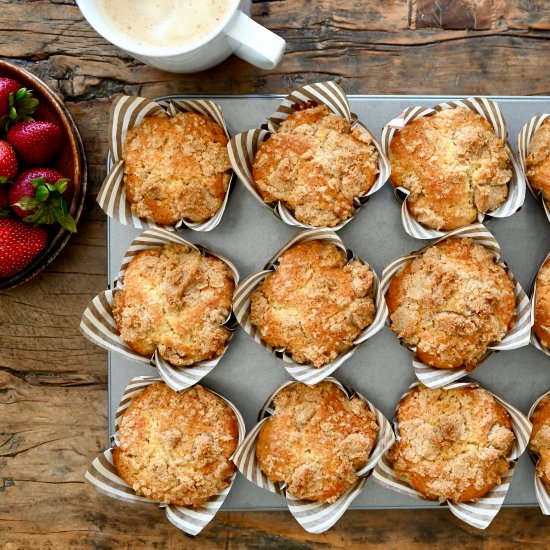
(0, 1), (549, 548)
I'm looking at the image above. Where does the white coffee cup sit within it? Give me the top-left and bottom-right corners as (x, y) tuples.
(76, 0), (286, 73)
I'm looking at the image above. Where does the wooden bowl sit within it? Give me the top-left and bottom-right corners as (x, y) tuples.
(0, 60), (87, 290)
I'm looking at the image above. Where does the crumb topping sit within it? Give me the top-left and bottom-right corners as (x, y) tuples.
(535, 258), (550, 349)
(526, 119), (550, 209)
(389, 107), (511, 231)
(256, 381), (378, 503)
(531, 395), (550, 487)
(386, 238), (515, 370)
(113, 383), (239, 507)
(112, 243), (235, 366)
(250, 240), (375, 367)
(123, 112), (231, 225)
(389, 385), (515, 502)
(252, 105), (379, 227)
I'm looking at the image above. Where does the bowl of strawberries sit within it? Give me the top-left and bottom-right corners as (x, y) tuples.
(0, 60), (86, 290)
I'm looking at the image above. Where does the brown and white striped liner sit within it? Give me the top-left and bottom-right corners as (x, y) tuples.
(85, 376), (246, 536)
(528, 390), (550, 514)
(227, 81), (391, 230)
(517, 114), (550, 223)
(530, 250), (550, 357)
(232, 228), (388, 384)
(373, 378), (532, 530)
(380, 223), (532, 388)
(381, 97), (526, 240)
(97, 95), (236, 232)
(79, 228), (240, 391)
(232, 378), (395, 533)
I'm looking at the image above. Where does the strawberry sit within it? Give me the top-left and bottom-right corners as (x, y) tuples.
(7, 121), (63, 166)
(0, 140), (18, 183)
(0, 187), (9, 218)
(8, 168), (76, 232)
(0, 78), (39, 129)
(0, 218), (47, 278)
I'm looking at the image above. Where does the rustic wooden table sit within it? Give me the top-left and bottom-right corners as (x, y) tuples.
(1, 1), (550, 548)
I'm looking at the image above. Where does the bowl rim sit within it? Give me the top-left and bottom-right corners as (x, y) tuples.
(0, 60), (87, 291)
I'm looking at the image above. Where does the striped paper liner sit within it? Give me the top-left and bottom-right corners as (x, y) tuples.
(232, 378), (395, 534)
(85, 376), (246, 536)
(80, 228), (240, 391)
(97, 95), (236, 232)
(381, 97), (526, 239)
(227, 81), (391, 231)
(380, 223), (532, 388)
(517, 114), (550, 223)
(528, 390), (550, 515)
(530, 250), (550, 357)
(373, 378), (532, 530)
(232, 228), (388, 384)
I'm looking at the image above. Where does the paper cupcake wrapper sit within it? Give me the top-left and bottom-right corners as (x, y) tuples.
(97, 95), (236, 231)
(232, 377), (395, 534)
(528, 390), (550, 514)
(381, 97), (526, 239)
(85, 376), (246, 536)
(530, 250), (550, 356)
(227, 81), (390, 230)
(517, 114), (550, 223)
(232, 228), (388, 384)
(380, 223), (532, 388)
(80, 228), (240, 391)
(373, 378), (532, 530)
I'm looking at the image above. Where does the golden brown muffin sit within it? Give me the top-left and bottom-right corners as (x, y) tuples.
(386, 238), (515, 371)
(526, 120), (550, 210)
(389, 385), (515, 502)
(389, 107), (512, 231)
(250, 240), (376, 367)
(256, 381), (378, 503)
(534, 258), (550, 348)
(530, 394), (550, 488)
(113, 383), (239, 507)
(123, 111), (231, 225)
(112, 243), (235, 366)
(252, 105), (378, 227)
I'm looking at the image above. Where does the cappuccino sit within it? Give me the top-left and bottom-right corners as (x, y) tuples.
(97, 0), (234, 49)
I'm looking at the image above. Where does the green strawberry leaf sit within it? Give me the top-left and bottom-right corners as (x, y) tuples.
(0, 176), (11, 185)
(35, 186), (50, 202)
(31, 177), (46, 189)
(55, 179), (69, 195)
(0, 208), (11, 218)
(2, 89), (39, 130)
(57, 211), (77, 233)
(15, 196), (40, 211)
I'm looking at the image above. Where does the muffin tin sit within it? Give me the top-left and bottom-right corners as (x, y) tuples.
(106, 94), (550, 512)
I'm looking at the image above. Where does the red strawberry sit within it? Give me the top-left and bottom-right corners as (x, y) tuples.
(8, 168), (76, 232)
(0, 140), (18, 182)
(7, 121), (63, 166)
(0, 78), (39, 129)
(0, 218), (47, 278)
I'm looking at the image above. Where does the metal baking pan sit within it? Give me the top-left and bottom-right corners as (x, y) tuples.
(107, 95), (550, 510)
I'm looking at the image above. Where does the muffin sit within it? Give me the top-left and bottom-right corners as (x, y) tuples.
(252, 104), (378, 227)
(250, 240), (376, 367)
(389, 384), (515, 502)
(256, 381), (379, 503)
(389, 107), (512, 231)
(112, 242), (235, 366)
(123, 111), (231, 225)
(386, 238), (515, 370)
(534, 258), (550, 349)
(530, 394), (550, 489)
(113, 382), (239, 507)
(526, 119), (550, 210)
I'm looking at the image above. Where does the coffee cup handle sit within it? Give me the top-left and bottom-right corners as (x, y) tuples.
(225, 11), (286, 70)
